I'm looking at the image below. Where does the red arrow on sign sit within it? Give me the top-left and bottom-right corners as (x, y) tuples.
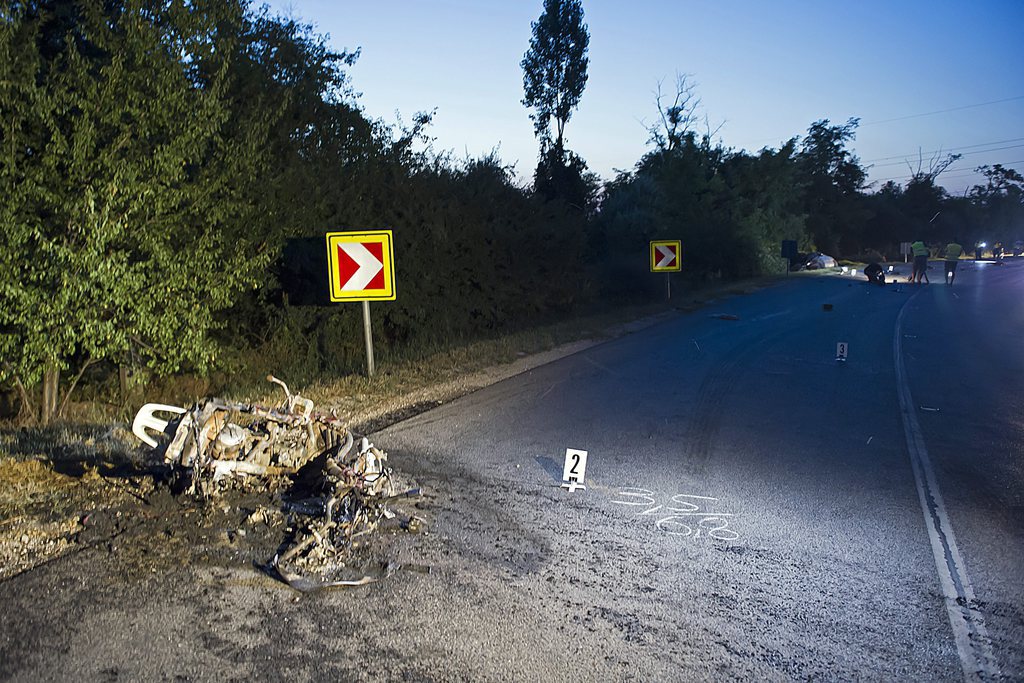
(337, 242), (385, 291)
(655, 244), (677, 268)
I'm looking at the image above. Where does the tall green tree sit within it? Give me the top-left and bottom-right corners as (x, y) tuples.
(719, 141), (808, 276)
(860, 181), (910, 255)
(0, 0), (273, 424)
(797, 118), (868, 255)
(895, 153), (961, 245)
(521, 0), (589, 155)
(969, 164), (1024, 244)
(646, 73), (703, 155)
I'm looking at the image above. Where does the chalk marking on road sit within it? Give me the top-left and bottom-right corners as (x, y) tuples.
(866, 436), (873, 445)
(610, 489), (739, 541)
(656, 515), (739, 540)
(656, 511), (735, 516)
(610, 487), (657, 506)
(895, 295), (1000, 682)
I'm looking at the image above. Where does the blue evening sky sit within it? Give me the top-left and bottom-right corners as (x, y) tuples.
(270, 0), (1024, 195)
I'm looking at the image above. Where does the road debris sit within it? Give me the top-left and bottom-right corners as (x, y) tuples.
(270, 435), (426, 592)
(133, 375), (351, 495)
(130, 376), (426, 591)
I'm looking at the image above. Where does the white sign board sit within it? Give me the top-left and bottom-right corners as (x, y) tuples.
(836, 342), (848, 361)
(561, 448), (588, 492)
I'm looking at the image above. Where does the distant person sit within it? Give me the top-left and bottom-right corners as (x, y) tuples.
(974, 241), (983, 259)
(943, 238), (964, 285)
(910, 240), (929, 283)
(864, 262), (885, 286)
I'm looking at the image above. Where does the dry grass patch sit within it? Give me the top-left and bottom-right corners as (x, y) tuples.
(0, 429), (150, 580)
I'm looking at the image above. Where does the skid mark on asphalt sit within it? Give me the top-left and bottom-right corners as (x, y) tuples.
(684, 329), (790, 472)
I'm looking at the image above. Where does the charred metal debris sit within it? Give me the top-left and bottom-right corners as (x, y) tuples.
(131, 375), (426, 591)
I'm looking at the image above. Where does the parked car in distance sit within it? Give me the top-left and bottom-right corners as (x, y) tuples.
(803, 252), (838, 270)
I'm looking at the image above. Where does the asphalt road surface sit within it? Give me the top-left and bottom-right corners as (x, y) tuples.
(2, 260), (1021, 681)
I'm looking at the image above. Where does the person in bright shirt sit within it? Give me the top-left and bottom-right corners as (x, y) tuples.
(943, 238), (964, 285)
(910, 240), (930, 283)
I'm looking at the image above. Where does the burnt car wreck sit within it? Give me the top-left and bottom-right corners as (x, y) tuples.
(131, 376), (425, 591)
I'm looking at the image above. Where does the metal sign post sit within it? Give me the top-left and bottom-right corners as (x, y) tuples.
(651, 240), (681, 302)
(326, 230), (396, 378)
(362, 300), (375, 377)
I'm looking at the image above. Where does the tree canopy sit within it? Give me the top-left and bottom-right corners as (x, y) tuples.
(1, 0), (279, 422)
(521, 0), (589, 155)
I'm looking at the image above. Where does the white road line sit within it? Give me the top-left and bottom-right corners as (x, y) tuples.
(894, 294), (1000, 682)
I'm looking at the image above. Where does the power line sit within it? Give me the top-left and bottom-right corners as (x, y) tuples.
(862, 95), (1024, 126)
(874, 163), (1018, 183)
(733, 96), (1024, 151)
(872, 159), (1024, 184)
(873, 169), (973, 183)
(868, 143), (1024, 169)
(862, 137), (1024, 163)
